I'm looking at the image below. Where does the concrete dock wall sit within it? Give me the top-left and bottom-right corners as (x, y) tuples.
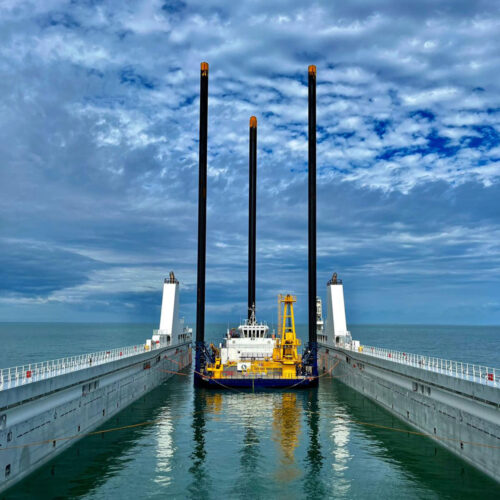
(319, 345), (500, 482)
(0, 342), (191, 493)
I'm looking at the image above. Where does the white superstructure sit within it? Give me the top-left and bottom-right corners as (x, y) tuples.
(152, 272), (192, 347)
(157, 272), (181, 340)
(0, 272), (191, 494)
(325, 273), (350, 346)
(317, 273), (500, 483)
(219, 308), (273, 365)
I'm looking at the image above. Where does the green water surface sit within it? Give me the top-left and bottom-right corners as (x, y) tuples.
(1, 323), (499, 499)
(4, 373), (500, 499)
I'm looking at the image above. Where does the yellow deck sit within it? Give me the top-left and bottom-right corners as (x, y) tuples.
(206, 294), (302, 380)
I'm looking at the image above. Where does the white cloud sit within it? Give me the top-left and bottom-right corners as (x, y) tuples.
(1, 0), (500, 322)
(401, 87), (460, 106)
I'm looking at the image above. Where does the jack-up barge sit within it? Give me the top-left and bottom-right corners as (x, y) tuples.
(192, 64), (320, 389)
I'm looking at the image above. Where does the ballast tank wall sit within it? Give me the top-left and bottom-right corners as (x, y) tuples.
(319, 345), (500, 483)
(0, 342), (191, 493)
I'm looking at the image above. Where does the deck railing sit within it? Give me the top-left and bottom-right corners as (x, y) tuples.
(0, 340), (169, 391)
(347, 344), (498, 387)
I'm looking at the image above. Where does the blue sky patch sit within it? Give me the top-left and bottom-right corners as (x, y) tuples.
(0, 0), (499, 325)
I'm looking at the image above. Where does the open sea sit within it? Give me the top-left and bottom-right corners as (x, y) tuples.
(1, 323), (499, 499)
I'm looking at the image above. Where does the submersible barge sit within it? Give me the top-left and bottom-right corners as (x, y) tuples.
(0, 274), (191, 493)
(317, 275), (500, 482)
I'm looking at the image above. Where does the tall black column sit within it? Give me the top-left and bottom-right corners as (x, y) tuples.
(195, 62), (209, 372)
(308, 65), (317, 350)
(248, 116), (257, 318)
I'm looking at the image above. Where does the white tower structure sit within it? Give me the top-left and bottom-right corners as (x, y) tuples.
(325, 273), (349, 345)
(155, 271), (181, 344)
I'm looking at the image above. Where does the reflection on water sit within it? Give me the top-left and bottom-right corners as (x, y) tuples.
(205, 392), (223, 415)
(272, 392), (301, 481)
(154, 408), (174, 488)
(237, 407), (262, 499)
(303, 389), (326, 499)
(5, 372), (500, 499)
(5, 379), (184, 500)
(329, 412), (352, 497)
(327, 389), (352, 498)
(322, 379), (499, 499)
(188, 389), (210, 500)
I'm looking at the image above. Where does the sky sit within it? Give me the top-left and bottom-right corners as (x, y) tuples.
(0, 0), (499, 325)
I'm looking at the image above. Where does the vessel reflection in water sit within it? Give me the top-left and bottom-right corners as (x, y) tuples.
(190, 389), (308, 498)
(6, 377), (187, 499)
(304, 389), (327, 499)
(154, 407), (174, 488)
(272, 393), (301, 481)
(6, 374), (500, 499)
(329, 400), (351, 497)
(188, 388), (211, 499)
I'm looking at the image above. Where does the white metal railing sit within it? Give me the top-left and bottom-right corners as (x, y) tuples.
(0, 339), (172, 392)
(346, 344), (499, 387)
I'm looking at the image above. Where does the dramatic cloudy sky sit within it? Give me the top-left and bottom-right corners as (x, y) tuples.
(1, 0), (499, 325)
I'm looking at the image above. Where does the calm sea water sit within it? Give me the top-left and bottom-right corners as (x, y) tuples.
(1, 323), (499, 499)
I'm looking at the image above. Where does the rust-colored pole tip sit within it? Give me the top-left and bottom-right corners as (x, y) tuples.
(201, 62), (209, 71)
(250, 116), (257, 128)
(308, 65), (316, 75)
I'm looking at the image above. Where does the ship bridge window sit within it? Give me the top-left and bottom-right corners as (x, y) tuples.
(5, 464), (10, 478)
